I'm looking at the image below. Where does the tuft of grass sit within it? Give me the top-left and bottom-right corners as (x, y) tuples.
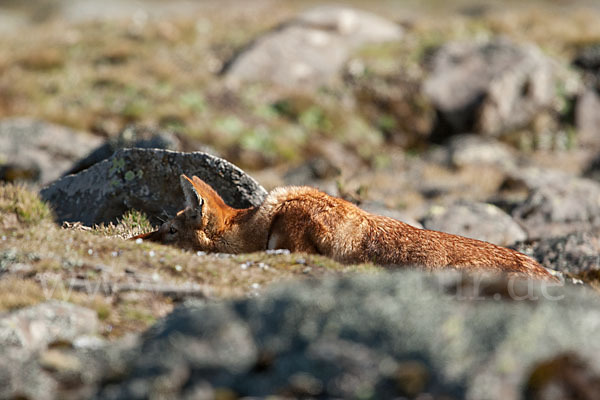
(93, 209), (153, 239)
(0, 183), (52, 225)
(0, 277), (46, 311)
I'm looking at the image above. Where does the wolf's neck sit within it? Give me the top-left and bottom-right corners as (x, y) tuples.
(213, 205), (273, 253)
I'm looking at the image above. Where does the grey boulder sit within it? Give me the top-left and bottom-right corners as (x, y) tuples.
(223, 5), (403, 88)
(40, 148), (267, 226)
(422, 201), (527, 246)
(424, 38), (557, 139)
(0, 118), (102, 185)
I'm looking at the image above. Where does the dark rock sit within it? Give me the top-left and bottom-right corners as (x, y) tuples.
(511, 230), (600, 275)
(524, 352), (600, 400)
(573, 42), (600, 90)
(0, 118), (102, 185)
(40, 148), (267, 226)
(0, 161), (41, 183)
(424, 38), (557, 139)
(64, 125), (181, 176)
(95, 271), (600, 400)
(573, 43), (600, 72)
(584, 151), (600, 183)
(223, 5), (403, 88)
(422, 201), (527, 246)
(509, 168), (600, 239)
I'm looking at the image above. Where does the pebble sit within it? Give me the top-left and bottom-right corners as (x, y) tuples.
(265, 249), (291, 255)
(148, 250), (155, 257)
(135, 238), (143, 244)
(73, 335), (105, 350)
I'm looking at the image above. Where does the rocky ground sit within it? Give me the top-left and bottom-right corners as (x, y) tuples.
(3, 0), (600, 398)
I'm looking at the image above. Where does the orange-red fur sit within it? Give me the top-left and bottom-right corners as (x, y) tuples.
(133, 175), (555, 280)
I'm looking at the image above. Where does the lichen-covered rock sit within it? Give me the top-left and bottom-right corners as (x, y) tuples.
(95, 271), (600, 400)
(40, 148), (267, 226)
(422, 201), (527, 246)
(64, 125), (181, 177)
(223, 5), (403, 88)
(424, 38), (557, 139)
(0, 118), (102, 185)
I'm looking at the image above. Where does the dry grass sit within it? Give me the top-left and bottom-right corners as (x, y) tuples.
(0, 183), (52, 225)
(0, 184), (377, 337)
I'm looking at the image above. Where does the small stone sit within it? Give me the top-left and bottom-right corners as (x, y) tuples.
(148, 250), (155, 257)
(39, 349), (81, 373)
(73, 335), (105, 349)
(135, 238), (143, 244)
(174, 265), (183, 272)
(265, 249), (291, 255)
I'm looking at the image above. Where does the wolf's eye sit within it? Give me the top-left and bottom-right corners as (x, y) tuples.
(169, 226), (178, 235)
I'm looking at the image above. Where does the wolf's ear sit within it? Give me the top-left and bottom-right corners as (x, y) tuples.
(180, 174), (204, 212)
